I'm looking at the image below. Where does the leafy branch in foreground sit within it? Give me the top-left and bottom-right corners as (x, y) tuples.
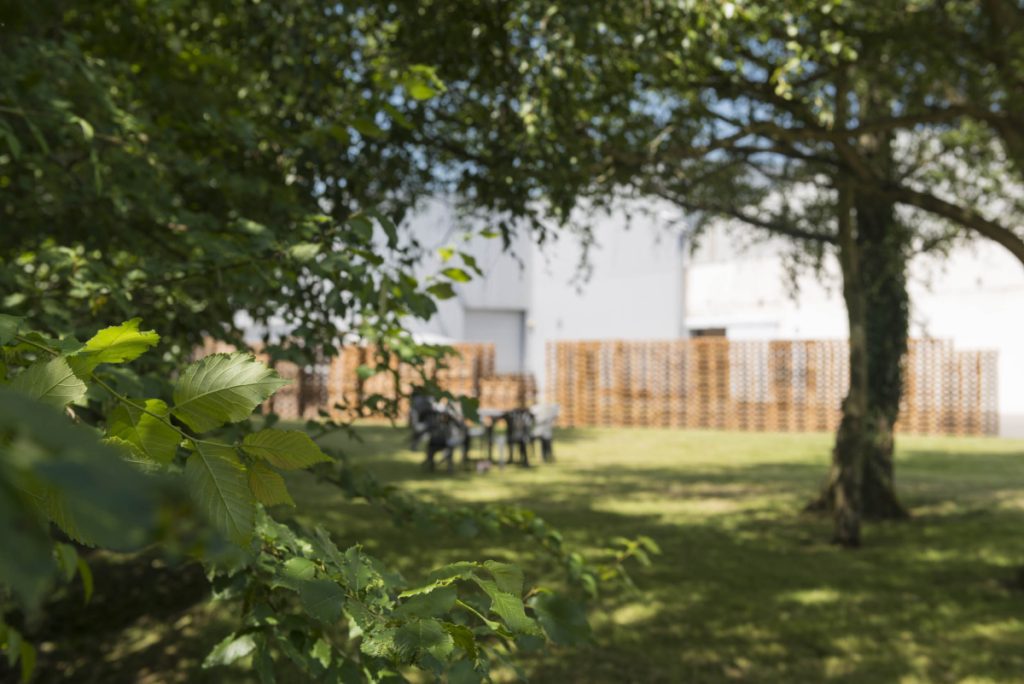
(1, 316), (656, 683)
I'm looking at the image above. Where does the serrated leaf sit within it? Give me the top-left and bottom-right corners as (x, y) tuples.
(9, 357), (87, 408)
(395, 619), (453, 661)
(531, 592), (590, 645)
(107, 399), (180, 465)
(173, 353), (288, 433)
(0, 486), (54, 609)
(441, 622), (478, 660)
(74, 318), (159, 372)
(185, 443), (255, 544)
(0, 314), (22, 345)
(448, 659), (482, 684)
(360, 627), (396, 658)
(240, 429), (331, 470)
(273, 557), (317, 591)
(483, 561), (524, 597)
(248, 461), (294, 507)
(472, 577), (540, 635)
(203, 633), (257, 668)
(396, 586), (457, 618)
(299, 579), (345, 623)
(342, 546), (379, 594)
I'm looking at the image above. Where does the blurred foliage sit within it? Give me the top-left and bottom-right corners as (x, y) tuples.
(0, 2), (662, 680)
(0, 317), (653, 682)
(0, 0), (490, 363)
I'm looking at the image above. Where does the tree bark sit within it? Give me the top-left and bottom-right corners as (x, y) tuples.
(807, 81), (910, 540)
(856, 183), (910, 521)
(829, 171), (868, 547)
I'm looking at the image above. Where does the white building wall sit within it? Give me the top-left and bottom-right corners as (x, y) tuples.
(687, 230), (1024, 437)
(404, 201), (1023, 437)
(405, 200), (687, 381)
(525, 205), (686, 383)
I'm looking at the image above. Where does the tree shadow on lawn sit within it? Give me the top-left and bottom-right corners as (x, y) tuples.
(518, 506), (1024, 684)
(2, 551), (243, 684)
(298, 428), (1024, 683)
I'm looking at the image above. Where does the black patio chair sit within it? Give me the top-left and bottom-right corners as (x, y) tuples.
(502, 408), (536, 467)
(421, 403), (470, 473)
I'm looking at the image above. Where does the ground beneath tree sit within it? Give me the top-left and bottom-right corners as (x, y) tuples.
(1, 551), (229, 684)
(7, 427), (1024, 683)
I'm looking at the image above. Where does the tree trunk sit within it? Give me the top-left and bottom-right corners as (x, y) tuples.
(856, 184), (910, 521)
(807, 84), (910, 536)
(830, 170), (868, 547)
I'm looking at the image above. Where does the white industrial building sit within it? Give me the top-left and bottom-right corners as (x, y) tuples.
(406, 198), (1024, 437)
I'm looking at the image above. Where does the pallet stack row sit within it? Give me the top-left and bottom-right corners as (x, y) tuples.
(547, 338), (998, 436)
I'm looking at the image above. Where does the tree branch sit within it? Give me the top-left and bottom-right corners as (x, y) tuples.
(878, 182), (1024, 267)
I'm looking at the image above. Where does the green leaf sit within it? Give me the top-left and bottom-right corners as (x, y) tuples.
(76, 556), (93, 603)
(472, 577), (540, 635)
(0, 314), (22, 345)
(273, 557), (317, 591)
(18, 640), (35, 684)
(442, 267), (472, 283)
(341, 546), (378, 594)
(406, 81), (438, 101)
(426, 282), (456, 300)
(531, 592), (591, 645)
(483, 560), (524, 597)
(240, 429), (332, 470)
(348, 215), (374, 241)
(5, 625), (22, 668)
(396, 586), (457, 618)
(299, 579), (345, 623)
(9, 357), (87, 408)
(69, 115), (94, 141)
(0, 483), (54, 609)
(203, 633), (257, 668)
(352, 118), (384, 139)
(173, 353), (288, 433)
(75, 318), (159, 372)
(441, 622), (478, 660)
(310, 638), (332, 669)
(247, 461), (294, 507)
(253, 639), (276, 684)
(185, 443), (255, 545)
(54, 543), (78, 582)
(360, 627), (396, 658)
(288, 242), (320, 261)
(395, 619), (454, 661)
(107, 399), (180, 465)
(438, 246), (455, 262)
(448, 659), (482, 684)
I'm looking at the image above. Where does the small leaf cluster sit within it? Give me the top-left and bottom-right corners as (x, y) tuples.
(1, 316), (650, 682)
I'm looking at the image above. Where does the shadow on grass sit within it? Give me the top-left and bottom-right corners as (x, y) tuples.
(14, 425), (1022, 683)
(304, 425), (1024, 683)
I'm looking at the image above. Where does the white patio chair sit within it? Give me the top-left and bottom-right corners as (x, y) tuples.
(529, 403), (559, 463)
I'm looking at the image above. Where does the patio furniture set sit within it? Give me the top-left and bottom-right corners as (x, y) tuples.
(409, 395), (560, 473)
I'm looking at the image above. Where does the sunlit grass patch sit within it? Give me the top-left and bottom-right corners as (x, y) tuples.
(301, 425), (1024, 683)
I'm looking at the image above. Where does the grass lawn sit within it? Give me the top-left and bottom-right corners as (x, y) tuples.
(19, 427), (1024, 683)
(286, 426), (1024, 684)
